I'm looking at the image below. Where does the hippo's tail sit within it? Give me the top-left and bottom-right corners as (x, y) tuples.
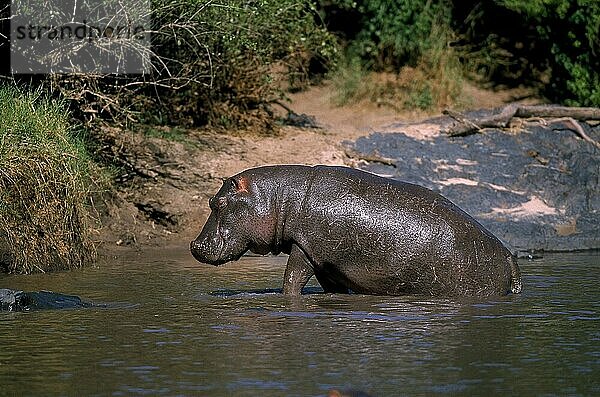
(509, 254), (523, 294)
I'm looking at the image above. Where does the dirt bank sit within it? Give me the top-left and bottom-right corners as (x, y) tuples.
(95, 82), (541, 251)
(349, 108), (599, 252)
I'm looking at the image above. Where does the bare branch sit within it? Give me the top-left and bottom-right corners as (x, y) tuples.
(442, 104), (600, 147)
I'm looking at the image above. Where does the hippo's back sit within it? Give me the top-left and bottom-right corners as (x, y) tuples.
(308, 165), (487, 241)
(298, 165), (514, 296)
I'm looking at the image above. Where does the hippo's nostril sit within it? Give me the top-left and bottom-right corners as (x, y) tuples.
(190, 240), (202, 252)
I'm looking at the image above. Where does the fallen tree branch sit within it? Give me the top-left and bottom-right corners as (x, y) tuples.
(344, 147), (397, 167)
(442, 104), (600, 148)
(268, 100), (321, 129)
(443, 109), (482, 131)
(513, 105), (600, 120)
(547, 117), (600, 148)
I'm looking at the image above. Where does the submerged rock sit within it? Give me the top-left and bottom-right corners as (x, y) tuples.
(0, 288), (92, 311)
(346, 115), (600, 252)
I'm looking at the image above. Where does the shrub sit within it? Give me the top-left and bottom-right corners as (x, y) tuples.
(149, 0), (338, 128)
(499, 0), (600, 106)
(329, 55), (372, 106)
(319, 0), (453, 70)
(7, 1), (338, 129)
(320, 1), (463, 110)
(453, 0), (600, 106)
(326, 13), (463, 111)
(0, 85), (97, 273)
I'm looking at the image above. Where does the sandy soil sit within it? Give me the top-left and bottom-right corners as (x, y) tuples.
(96, 81), (538, 250)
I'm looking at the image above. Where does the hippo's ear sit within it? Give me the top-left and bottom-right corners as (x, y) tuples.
(231, 176), (250, 194)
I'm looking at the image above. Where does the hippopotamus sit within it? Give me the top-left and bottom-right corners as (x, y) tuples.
(190, 165), (522, 297)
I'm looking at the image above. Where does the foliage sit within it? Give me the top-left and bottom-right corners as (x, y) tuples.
(319, 0), (453, 70)
(8, 1), (338, 129)
(324, 1), (464, 111)
(0, 85), (97, 273)
(150, 0), (338, 128)
(323, 0), (599, 107)
(329, 55), (371, 106)
(498, 0), (600, 106)
(454, 0), (600, 106)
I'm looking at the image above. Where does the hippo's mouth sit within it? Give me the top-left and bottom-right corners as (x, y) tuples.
(190, 237), (225, 265)
(190, 235), (247, 266)
(220, 249), (247, 264)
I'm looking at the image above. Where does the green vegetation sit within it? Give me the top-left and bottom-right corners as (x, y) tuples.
(7, 0), (599, 124)
(45, 0), (338, 128)
(179, 0), (337, 128)
(454, 0), (600, 107)
(320, 0), (453, 70)
(329, 56), (370, 106)
(323, 0), (600, 109)
(330, 25), (464, 111)
(323, 0), (464, 110)
(1, 0), (598, 273)
(497, 0), (600, 106)
(0, 86), (97, 273)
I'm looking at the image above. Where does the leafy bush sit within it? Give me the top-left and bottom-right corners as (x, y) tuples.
(319, 0), (453, 69)
(329, 55), (372, 106)
(330, 23), (464, 111)
(9, 1), (338, 128)
(324, 0), (599, 108)
(150, 0), (338, 128)
(453, 0), (600, 106)
(499, 0), (600, 106)
(322, 1), (463, 110)
(0, 86), (97, 273)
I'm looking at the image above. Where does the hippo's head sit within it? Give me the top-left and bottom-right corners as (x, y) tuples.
(190, 173), (277, 265)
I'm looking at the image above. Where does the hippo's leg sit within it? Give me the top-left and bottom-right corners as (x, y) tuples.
(283, 245), (315, 296)
(509, 255), (523, 294)
(314, 272), (349, 294)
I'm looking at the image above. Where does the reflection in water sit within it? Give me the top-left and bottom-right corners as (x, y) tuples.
(0, 248), (599, 396)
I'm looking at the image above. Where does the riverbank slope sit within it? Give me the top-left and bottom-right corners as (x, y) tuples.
(96, 83), (599, 253)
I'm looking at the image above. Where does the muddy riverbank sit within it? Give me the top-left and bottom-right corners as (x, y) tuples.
(347, 108), (600, 252)
(95, 85), (599, 253)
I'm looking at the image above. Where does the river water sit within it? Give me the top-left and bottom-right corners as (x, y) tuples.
(1, 247), (598, 396)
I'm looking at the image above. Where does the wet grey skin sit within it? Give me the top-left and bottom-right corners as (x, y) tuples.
(190, 165), (523, 297)
(0, 289), (90, 311)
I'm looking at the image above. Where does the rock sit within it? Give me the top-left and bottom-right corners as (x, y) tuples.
(0, 288), (92, 311)
(346, 119), (600, 252)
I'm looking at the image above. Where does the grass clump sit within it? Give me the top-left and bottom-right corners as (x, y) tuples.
(329, 23), (464, 111)
(0, 86), (97, 274)
(329, 56), (372, 106)
(11, 0), (338, 130)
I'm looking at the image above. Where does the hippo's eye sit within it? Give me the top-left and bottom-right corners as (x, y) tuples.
(209, 196), (227, 211)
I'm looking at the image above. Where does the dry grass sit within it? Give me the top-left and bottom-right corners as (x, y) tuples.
(0, 86), (96, 273)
